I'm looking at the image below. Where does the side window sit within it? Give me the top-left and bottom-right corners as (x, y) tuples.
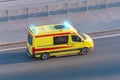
(54, 36), (68, 45)
(72, 35), (81, 42)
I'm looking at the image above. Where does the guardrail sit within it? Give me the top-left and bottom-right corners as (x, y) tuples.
(0, 0), (120, 22)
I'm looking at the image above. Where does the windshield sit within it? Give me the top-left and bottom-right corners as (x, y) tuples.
(78, 32), (87, 40)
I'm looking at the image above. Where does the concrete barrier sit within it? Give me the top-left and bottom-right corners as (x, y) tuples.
(0, 0), (120, 22)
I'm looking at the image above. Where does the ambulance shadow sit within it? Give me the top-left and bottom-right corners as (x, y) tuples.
(0, 51), (39, 65)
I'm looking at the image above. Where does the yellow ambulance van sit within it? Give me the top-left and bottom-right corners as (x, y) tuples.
(27, 22), (94, 60)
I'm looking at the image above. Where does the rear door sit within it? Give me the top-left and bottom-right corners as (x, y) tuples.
(27, 32), (34, 55)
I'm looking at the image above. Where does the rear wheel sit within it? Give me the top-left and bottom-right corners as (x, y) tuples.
(80, 48), (90, 55)
(41, 53), (50, 60)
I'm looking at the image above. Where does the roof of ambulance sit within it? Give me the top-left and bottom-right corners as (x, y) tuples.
(32, 24), (77, 35)
(35, 24), (62, 32)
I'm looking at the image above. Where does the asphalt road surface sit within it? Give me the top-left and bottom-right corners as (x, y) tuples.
(0, 34), (120, 80)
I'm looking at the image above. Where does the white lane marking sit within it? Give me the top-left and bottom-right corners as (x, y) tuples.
(92, 33), (120, 39)
(0, 46), (26, 52)
(0, 33), (120, 52)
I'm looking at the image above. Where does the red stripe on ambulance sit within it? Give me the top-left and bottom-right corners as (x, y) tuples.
(35, 32), (70, 38)
(35, 46), (72, 52)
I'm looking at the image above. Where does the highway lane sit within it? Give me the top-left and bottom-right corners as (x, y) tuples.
(0, 35), (120, 80)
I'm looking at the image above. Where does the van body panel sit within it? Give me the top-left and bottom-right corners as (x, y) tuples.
(27, 24), (94, 58)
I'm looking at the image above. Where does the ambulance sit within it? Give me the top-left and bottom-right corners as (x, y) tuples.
(27, 22), (94, 60)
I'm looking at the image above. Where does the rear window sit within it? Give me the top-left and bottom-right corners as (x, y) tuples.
(28, 33), (33, 45)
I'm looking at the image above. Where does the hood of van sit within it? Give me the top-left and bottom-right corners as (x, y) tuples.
(84, 34), (93, 41)
(82, 33), (94, 47)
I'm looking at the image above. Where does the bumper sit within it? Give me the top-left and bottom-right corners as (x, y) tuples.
(26, 49), (35, 58)
(89, 47), (94, 52)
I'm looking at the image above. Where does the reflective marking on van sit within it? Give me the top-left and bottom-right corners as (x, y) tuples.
(35, 48), (80, 55)
(35, 32), (70, 38)
(50, 48), (81, 53)
(37, 44), (53, 47)
(35, 46), (73, 52)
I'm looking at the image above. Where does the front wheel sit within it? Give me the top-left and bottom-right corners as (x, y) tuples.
(40, 53), (50, 60)
(80, 48), (90, 55)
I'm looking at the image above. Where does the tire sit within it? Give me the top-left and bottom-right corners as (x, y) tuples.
(40, 53), (50, 60)
(80, 48), (90, 55)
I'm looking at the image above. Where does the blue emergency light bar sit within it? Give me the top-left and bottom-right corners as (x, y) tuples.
(63, 21), (72, 29)
(29, 24), (38, 34)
